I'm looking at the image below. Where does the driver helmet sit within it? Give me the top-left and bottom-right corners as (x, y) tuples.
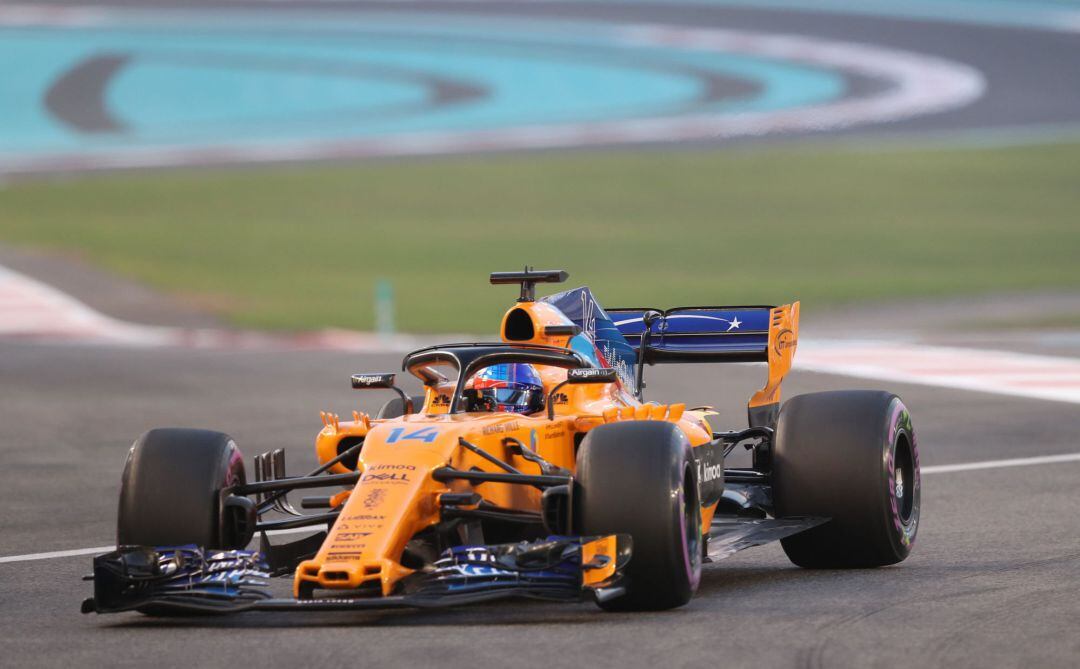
(466, 363), (545, 414)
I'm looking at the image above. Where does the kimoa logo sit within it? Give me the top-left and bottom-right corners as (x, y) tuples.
(698, 461), (724, 483)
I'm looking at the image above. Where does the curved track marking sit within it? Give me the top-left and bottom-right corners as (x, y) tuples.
(43, 53), (129, 133)
(0, 263), (419, 351)
(921, 452), (1080, 474)
(0, 17), (985, 173)
(797, 341), (1080, 405)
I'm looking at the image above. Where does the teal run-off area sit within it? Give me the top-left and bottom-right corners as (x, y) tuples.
(0, 15), (844, 156)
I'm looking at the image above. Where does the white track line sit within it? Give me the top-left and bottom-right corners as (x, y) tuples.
(1, 453), (1077, 565)
(0, 527), (324, 565)
(797, 340), (1080, 405)
(920, 452), (1080, 474)
(0, 546), (115, 564)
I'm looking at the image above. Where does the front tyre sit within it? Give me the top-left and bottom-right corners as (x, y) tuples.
(117, 428), (249, 550)
(773, 391), (920, 568)
(577, 421), (702, 611)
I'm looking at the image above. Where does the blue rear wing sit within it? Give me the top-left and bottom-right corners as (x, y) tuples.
(606, 306), (774, 363)
(540, 286), (799, 427)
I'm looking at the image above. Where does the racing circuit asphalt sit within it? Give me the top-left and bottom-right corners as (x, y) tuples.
(2, 341), (1079, 668)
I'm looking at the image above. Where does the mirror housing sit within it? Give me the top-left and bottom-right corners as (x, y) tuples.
(350, 373), (413, 415)
(350, 373), (396, 389)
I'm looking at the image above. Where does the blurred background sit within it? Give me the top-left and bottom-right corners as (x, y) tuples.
(1, 0), (1078, 339)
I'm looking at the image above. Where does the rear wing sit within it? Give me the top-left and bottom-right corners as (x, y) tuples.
(607, 303), (800, 428)
(607, 306), (773, 363)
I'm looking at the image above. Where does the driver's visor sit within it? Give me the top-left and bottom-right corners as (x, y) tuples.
(482, 387), (537, 406)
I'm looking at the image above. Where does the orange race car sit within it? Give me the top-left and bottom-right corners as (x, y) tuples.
(82, 269), (920, 615)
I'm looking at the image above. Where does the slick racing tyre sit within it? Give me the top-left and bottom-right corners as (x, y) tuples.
(773, 391), (920, 568)
(377, 395), (426, 419)
(117, 428), (251, 550)
(577, 421), (702, 611)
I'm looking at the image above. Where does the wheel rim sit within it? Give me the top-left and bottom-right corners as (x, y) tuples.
(893, 433), (916, 525)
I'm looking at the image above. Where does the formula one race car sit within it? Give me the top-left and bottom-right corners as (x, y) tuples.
(82, 269), (920, 615)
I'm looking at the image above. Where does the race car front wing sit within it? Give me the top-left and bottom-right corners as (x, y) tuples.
(82, 517), (824, 615)
(82, 535), (631, 615)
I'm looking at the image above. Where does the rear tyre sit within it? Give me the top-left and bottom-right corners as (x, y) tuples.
(117, 428), (248, 550)
(377, 395), (426, 419)
(773, 391), (920, 568)
(577, 421), (702, 611)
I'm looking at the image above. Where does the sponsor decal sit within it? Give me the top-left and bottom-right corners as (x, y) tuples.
(450, 564), (516, 577)
(385, 426), (439, 443)
(579, 290), (596, 340)
(342, 514), (384, 521)
(694, 441), (726, 507)
(481, 421), (520, 436)
(568, 367), (616, 382)
(774, 329), (796, 355)
(363, 488), (386, 509)
(434, 394), (451, 407)
(368, 464), (416, 471)
(336, 532), (372, 541)
(552, 392), (569, 405)
(336, 523), (380, 531)
(350, 373), (395, 388)
(324, 553), (367, 562)
(326, 552), (365, 559)
(362, 471), (410, 484)
(699, 461), (724, 483)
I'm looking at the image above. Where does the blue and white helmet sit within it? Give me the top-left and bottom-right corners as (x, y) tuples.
(467, 363), (545, 414)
